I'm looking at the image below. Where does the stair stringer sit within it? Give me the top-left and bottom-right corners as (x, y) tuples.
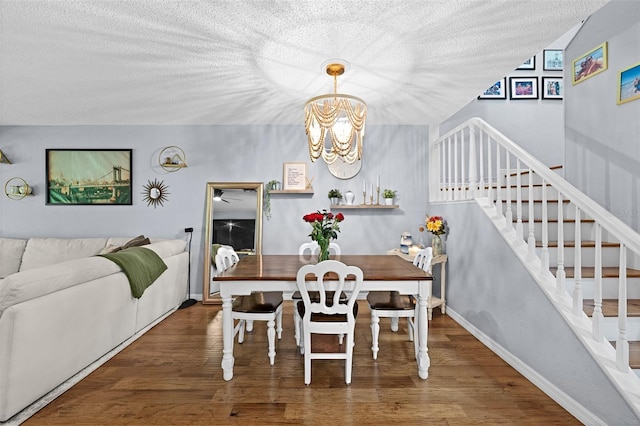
(433, 198), (640, 425)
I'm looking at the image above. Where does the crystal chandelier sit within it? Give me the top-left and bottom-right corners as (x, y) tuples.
(304, 62), (366, 165)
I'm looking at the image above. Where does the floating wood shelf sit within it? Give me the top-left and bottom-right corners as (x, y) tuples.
(330, 204), (399, 209)
(270, 188), (314, 194)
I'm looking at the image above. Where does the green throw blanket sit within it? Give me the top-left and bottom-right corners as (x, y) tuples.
(99, 247), (168, 298)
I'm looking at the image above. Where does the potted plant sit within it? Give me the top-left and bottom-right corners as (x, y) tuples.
(382, 189), (396, 205)
(328, 188), (342, 205)
(263, 180), (280, 220)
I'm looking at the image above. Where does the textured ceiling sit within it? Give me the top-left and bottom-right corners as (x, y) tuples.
(0, 0), (608, 126)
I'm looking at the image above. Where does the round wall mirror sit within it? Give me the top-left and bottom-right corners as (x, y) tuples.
(142, 179), (169, 208)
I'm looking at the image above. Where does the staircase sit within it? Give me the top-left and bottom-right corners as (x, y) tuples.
(507, 171), (640, 368)
(429, 117), (640, 423)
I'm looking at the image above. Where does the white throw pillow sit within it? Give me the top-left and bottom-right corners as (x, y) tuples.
(19, 238), (109, 271)
(0, 238), (27, 278)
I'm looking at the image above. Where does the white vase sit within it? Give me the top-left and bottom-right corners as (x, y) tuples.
(344, 191), (355, 205)
(384, 197), (393, 205)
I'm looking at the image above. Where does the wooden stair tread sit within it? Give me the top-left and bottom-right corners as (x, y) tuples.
(513, 218), (595, 223)
(611, 341), (640, 369)
(508, 165), (563, 176)
(550, 266), (640, 278)
(584, 299), (640, 317)
(538, 241), (620, 248)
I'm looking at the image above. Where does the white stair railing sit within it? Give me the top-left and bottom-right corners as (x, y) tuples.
(431, 117), (640, 374)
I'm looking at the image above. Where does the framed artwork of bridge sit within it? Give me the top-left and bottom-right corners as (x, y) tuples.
(45, 149), (133, 205)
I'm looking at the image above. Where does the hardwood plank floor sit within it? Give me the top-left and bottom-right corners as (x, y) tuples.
(24, 302), (579, 425)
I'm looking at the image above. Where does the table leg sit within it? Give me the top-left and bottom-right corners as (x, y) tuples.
(416, 280), (431, 379)
(221, 296), (235, 381)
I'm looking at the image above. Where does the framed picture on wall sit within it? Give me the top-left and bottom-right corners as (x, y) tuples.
(509, 77), (538, 99)
(478, 78), (507, 99)
(542, 77), (563, 100)
(617, 62), (640, 105)
(572, 42), (608, 85)
(282, 162), (307, 190)
(45, 149), (133, 205)
(543, 49), (563, 71)
(516, 56), (535, 70)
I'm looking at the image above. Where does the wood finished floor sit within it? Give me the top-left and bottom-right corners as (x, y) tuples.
(24, 302), (579, 425)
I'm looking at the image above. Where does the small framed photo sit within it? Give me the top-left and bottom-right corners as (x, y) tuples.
(478, 78), (507, 99)
(617, 62), (640, 105)
(509, 77), (538, 100)
(543, 49), (563, 71)
(572, 42), (608, 85)
(542, 77), (563, 100)
(46, 149), (132, 205)
(283, 162), (307, 190)
(516, 56), (535, 70)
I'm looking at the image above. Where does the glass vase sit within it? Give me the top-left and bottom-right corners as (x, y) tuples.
(432, 234), (443, 255)
(317, 239), (330, 262)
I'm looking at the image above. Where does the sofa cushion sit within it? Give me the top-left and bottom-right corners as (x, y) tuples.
(0, 256), (122, 316)
(101, 235), (150, 254)
(0, 238), (27, 278)
(143, 240), (187, 258)
(19, 238), (109, 272)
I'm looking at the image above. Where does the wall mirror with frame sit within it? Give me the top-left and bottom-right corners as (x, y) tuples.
(202, 182), (263, 304)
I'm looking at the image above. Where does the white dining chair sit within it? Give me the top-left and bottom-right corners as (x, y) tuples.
(298, 241), (341, 256)
(294, 241), (344, 348)
(367, 247), (433, 360)
(218, 246), (283, 366)
(296, 260), (364, 385)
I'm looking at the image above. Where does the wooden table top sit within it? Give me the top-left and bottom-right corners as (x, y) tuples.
(214, 254), (431, 281)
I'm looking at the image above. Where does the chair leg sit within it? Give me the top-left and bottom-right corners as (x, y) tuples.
(299, 322), (305, 355)
(293, 309), (301, 347)
(267, 318), (276, 366)
(246, 320), (254, 332)
(276, 309), (283, 340)
(370, 313), (380, 360)
(304, 331), (311, 385)
(390, 316), (399, 332)
(339, 333), (344, 345)
(345, 332), (354, 385)
(238, 319), (246, 344)
(428, 306), (433, 321)
(407, 317), (414, 342)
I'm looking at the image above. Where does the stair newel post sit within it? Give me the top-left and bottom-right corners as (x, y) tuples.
(494, 143), (503, 219)
(503, 150), (513, 232)
(554, 192), (566, 293)
(527, 168), (536, 259)
(477, 129), (485, 199)
(572, 205), (583, 316)
(486, 134), (493, 208)
(468, 125), (478, 199)
(514, 158), (523, 245)
(459, 130), (466, 199)
(592, 224), (604, 341)
(447, 135), (458, 201)
(616, 244), (629, 371)
(540, 178), (550, 275)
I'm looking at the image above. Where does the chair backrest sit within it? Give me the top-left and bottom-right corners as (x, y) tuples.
(215, 246), (239, 272)
(296, 260), (363, 327)
(413, 247), (434, 273)
(298, 241), (341, 256)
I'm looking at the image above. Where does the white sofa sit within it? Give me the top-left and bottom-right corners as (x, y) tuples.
(0, 236), (189, 422)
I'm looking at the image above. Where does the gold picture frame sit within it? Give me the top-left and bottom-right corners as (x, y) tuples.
(283, 162), (307, 190)
(617, 62), (640, 105)
(572, 42), (608, 85)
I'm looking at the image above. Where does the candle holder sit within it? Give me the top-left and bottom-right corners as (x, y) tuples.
(362, 191), (367, 205)
(369, 194), (374, 205)
(376, 186), (380, 205)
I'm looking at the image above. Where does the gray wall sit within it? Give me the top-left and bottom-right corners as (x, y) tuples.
(437, 200), (638, 424)
(441, 25), (580, 169)
(565, 0), (640, 232)
(0, 124), (428, 298)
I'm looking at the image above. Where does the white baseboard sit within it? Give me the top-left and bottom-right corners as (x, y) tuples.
(445, 307), (606, 426)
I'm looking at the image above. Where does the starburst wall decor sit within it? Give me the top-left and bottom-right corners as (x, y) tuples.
(142, 179), (169, 208)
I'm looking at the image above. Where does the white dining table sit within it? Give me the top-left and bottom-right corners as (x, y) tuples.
(214, 254), (433, 381)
